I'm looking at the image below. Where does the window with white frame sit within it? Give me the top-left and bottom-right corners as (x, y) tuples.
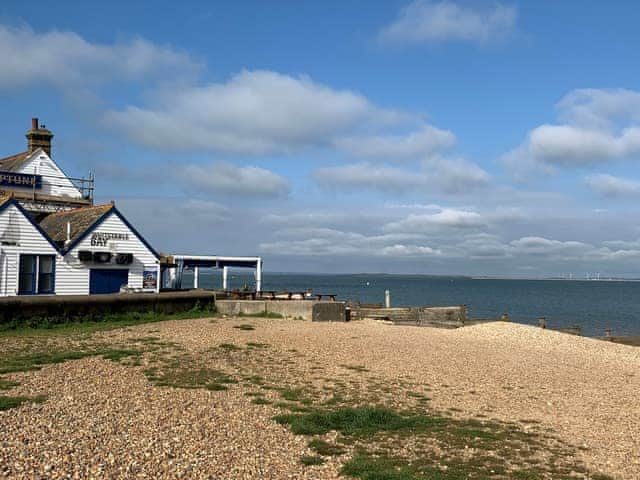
(18, 254), (55, 295)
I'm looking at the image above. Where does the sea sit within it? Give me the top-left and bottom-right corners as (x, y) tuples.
(184, 271), (640, 337)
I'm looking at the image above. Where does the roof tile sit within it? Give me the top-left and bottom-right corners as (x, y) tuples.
(39, 204), (113, 245)
(0, 151), (31, 172)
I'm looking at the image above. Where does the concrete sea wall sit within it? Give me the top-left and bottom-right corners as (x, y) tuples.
(351, 305), (468, 328)
(216, 299), (346, 322)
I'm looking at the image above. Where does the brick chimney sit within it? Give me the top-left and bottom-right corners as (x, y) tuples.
(25, 118), (54, 157)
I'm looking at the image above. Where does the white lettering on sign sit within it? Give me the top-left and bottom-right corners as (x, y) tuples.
(90, 232), (129, 246)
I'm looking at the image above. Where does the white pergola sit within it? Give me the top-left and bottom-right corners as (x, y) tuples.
(165, 255), (262, 291)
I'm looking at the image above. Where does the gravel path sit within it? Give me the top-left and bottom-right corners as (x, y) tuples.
(1, 318), (638, 479)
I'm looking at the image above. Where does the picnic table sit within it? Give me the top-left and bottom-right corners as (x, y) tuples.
(228, 290), (337, 301)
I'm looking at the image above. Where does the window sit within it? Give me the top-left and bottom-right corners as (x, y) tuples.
(38, 256), (54, 294)
(18, 255), (36, 294)
(18, 255), (55, 295)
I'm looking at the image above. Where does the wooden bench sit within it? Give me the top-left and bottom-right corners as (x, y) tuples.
(314, 294), (337, 301)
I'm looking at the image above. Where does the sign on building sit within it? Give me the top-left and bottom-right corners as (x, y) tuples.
(0, 171), (42, 189)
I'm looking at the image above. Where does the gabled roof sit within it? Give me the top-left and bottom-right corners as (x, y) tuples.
(0, 195), (61, 252)
(38, 203), (160, 259)
(0, 151), (31, 172)
(0, 195), (12, 209)
(39, 204), (114, 246)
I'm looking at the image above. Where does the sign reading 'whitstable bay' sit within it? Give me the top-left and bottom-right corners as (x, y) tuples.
(90, 232), (129, 246)
(0, 171), (42, 189)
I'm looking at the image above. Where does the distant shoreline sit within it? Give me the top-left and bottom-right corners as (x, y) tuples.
(195, 270), (640, 282)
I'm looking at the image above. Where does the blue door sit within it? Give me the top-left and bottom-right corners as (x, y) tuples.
(89, 269), (129, 294)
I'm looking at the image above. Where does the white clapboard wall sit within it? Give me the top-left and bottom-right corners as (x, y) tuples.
(55, 212), (158, 295)
(16, 150), (83, 199)
(0, 203), (58, 296)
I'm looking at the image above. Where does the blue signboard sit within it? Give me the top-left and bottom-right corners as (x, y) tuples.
(0, 171), (42, 189)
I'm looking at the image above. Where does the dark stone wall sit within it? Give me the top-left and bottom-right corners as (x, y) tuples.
(0, 291), (216, 328)
(312, 301), (347, 322)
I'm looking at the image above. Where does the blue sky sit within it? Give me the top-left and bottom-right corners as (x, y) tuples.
(2, 0), (640, 277)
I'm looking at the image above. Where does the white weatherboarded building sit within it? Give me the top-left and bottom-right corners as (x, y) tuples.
(40, 204), (160, 295)
(0, 197), (59, 296)
(0, 197), (160, 296)
(0, 118), (93, 218)
(0, 118), (160, 296)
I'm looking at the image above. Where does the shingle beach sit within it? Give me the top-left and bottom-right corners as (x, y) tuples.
(1, 318), (638, 479)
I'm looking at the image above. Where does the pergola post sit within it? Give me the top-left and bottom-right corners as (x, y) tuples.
(222, 266), (229, 291)
(256, 259), (262, 292)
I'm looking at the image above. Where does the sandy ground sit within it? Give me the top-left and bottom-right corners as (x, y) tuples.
(1, 318), (639, 479)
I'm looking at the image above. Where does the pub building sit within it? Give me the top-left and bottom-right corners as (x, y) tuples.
(0, 119), (160, 295)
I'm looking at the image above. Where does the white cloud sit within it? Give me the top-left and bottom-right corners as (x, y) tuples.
(334, 125), (455, 161)
(313, 158), (489, 194)
(180, 162), (290, 198)
(378, 0), (517, 46)
(509, 236), (592, 256)
(556, 88), (640, 129)
(424, 156), (491, 193)
(585, 173), (640, 198)
(528, 125), (640, 165)
(507, 236), (640, 262)
(0, 24), (200, 91)
(313, 163), (422, 193)
(380, 244), (441, 256)
(504, 89), (640, 177)
(105, 70), (406, 155)
(383, 208), (487, 233)
(254, 203), (640, 271)
(259, 226), (441, 258)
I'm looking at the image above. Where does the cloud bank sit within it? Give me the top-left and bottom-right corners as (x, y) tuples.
(378, 0), (517, 46)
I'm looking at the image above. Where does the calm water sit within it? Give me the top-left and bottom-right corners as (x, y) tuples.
(184, 271), (640, 337)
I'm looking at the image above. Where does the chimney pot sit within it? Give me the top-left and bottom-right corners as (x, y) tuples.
(32, 118), (38, 130)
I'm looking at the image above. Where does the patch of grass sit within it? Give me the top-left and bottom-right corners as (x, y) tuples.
(279, 387), (307, 402)
(246, 342), (269, 349)
(251, 397), (272, 405)
(300, 455), (325, 466)
(206, 384), (229, 391)
(0, 394), (46, 411)
(145, 366), (237, 391)
(308, 438), (346, 456)
(340, 364), (369, 373)
(130, 336), (163, 344)
(241, 311), (283, 319)
(246, 374), (264, 385)
(0, 346), (145, 374)
(0, 303), (217, 335)
(274, 407), (449, 437)
(341, 454), (505, 480)
(511, 470), (541, 480)
(341, 455), (418, 480)
(0, 349), (96, 374)
(100, 349), (143, 362)
(233, 324), (256, 331)
(0, 378), (20, 390)
(324, 393), (345, 406)
(218, 343), (242, 352)
(275, 402), (313, 413)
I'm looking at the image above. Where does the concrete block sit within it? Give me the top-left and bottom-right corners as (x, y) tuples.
(216, 300), (266, 316)
(312, 302), (346, 322)
(266, 300), (314, 320)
